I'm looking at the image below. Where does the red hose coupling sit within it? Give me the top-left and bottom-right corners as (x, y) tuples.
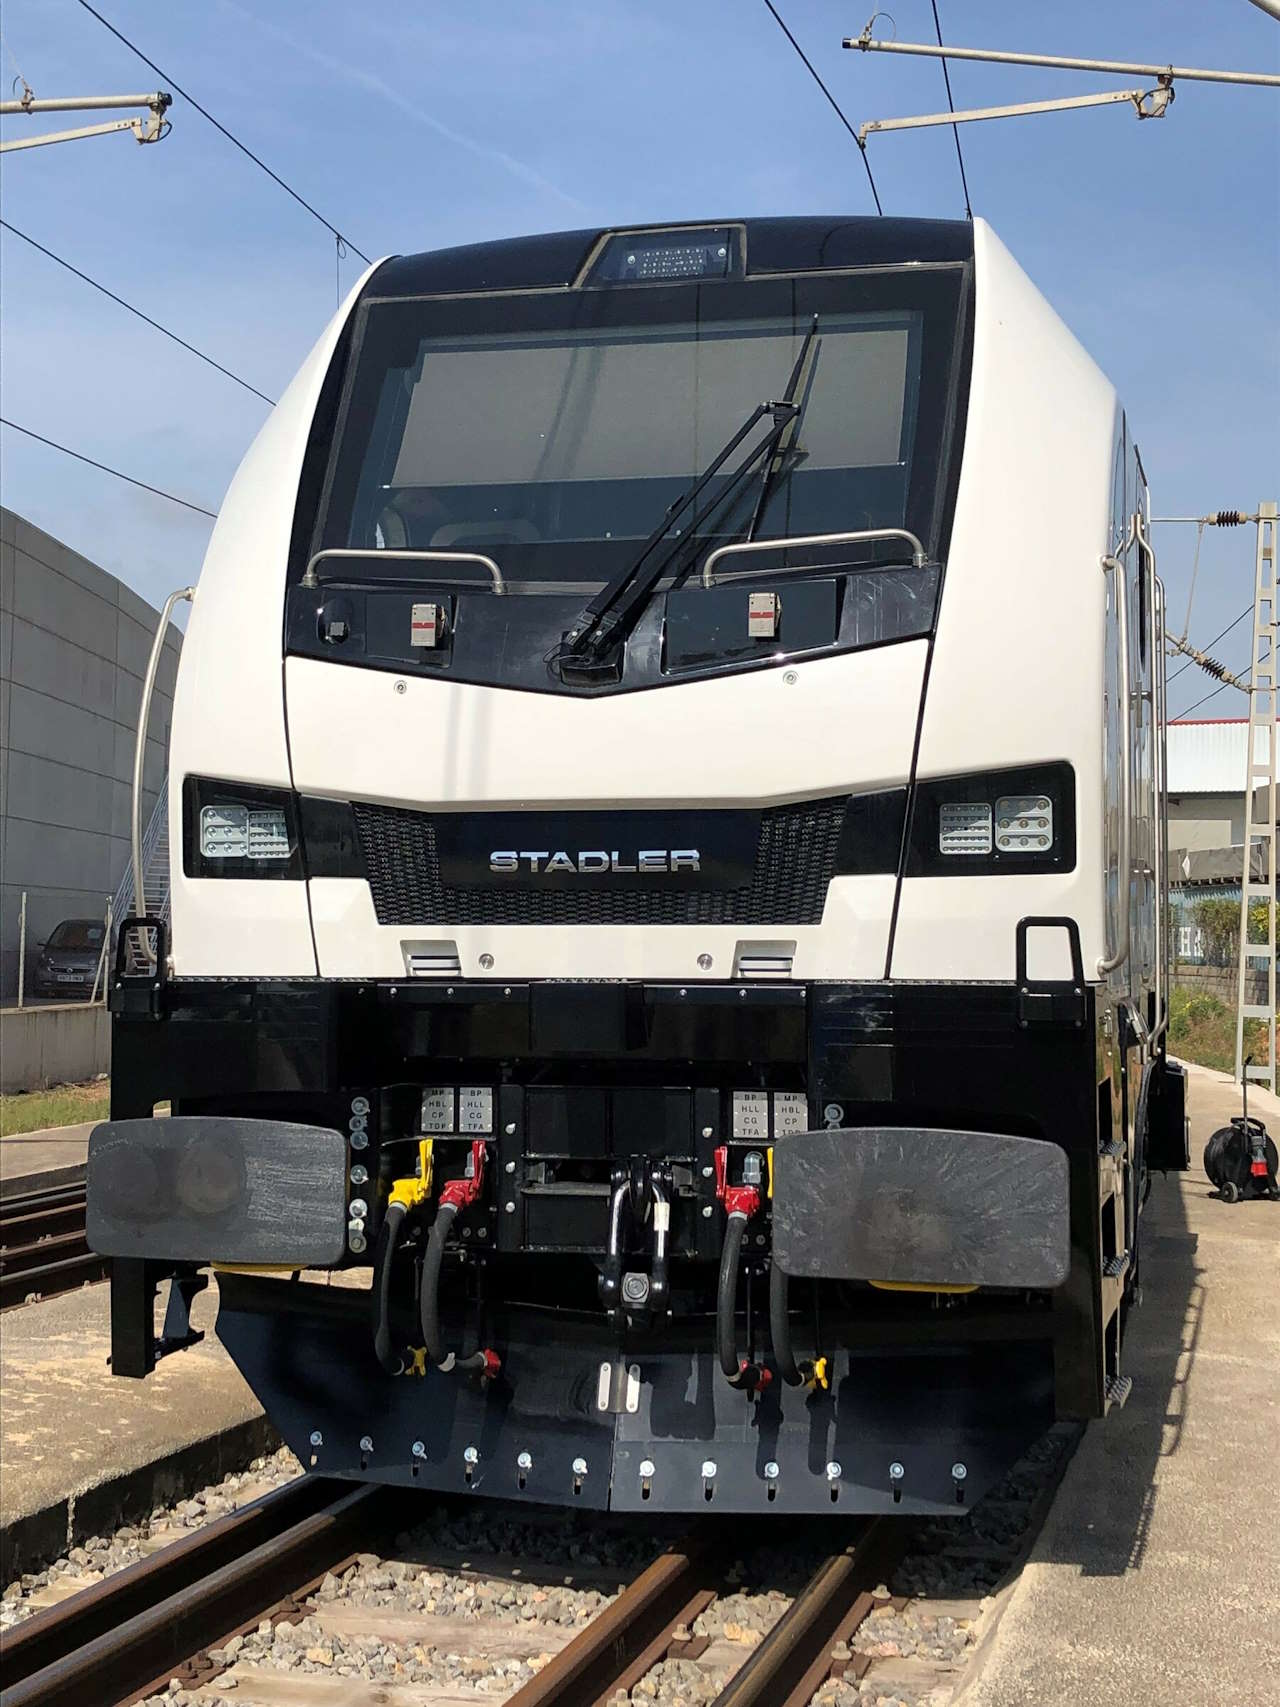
(714, 1146), (761, 1219)
(480, 1347), (501, 1381)
(439, 1140), (488, 1209)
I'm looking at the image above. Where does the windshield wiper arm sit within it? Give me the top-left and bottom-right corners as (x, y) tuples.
(555, 398), (799, 668)
(745, 314), (819, 546)
(556, 317), (824, 671)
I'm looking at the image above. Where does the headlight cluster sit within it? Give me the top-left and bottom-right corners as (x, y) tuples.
(183, 777), (302, 879)
(909, 763), (1073, 876)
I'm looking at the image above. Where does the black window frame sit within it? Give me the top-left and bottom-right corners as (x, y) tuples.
(296, 263), (972, 592)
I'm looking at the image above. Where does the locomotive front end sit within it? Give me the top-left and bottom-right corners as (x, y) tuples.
(88, 216), (1182, 1514)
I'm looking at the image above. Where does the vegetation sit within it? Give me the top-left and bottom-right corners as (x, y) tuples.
(1183, 898), (1271, 966)
(0, 1078), (111, 1136)
(1168, 985), (1269, 1076)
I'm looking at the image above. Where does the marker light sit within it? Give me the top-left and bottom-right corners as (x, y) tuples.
(995, 795), (1054, 853)
(587, 227), (740, 285)
(938, 801), (993, 856)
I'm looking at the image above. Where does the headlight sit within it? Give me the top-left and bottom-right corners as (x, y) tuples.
(199, 804), (291, 861)
(910, 765), (1074, 875)
(938, 801), (993, 856)
(994, 794), (1053, 854)
(184, 778), (302, 878)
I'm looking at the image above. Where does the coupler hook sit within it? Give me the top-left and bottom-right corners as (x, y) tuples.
(600, 1156), (671, 1327)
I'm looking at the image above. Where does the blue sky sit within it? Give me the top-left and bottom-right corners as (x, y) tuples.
(1, 0), (1276, 716)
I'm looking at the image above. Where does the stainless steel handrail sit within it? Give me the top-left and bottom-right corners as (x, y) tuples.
(302, 547), (505, 594)
(132, 586), (194, 962)
(1149, 548), (1170, 1045)
(1098, 544), (1133, 977)
(700, 527), (928, 588)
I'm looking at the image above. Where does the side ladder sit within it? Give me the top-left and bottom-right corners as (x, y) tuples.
(1236, 503), (1280, 1090)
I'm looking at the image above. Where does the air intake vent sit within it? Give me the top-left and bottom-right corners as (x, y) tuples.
(403, 941), (462, 977)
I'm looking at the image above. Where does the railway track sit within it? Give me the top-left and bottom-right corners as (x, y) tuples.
(0, 1476), (907, 1707)
(0, 1477), (394, 1707)
(2, 1421), (1080, 1706)
(0, 1184), (107, 1310)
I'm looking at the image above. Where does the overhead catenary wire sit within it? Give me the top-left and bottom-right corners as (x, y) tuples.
(1, 418), (218, 519)
(1, 219), (275, 406)
(760, 0), (883, 215)
(1176, 678), (1244, 719)
(929, 0), (973, 219)
(72, 0), (371, 264)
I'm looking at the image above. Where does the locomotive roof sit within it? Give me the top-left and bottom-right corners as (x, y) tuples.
(369, 216), (974, 299)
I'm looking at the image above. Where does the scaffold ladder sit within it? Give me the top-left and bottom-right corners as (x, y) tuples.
(1236, 502), (1280, 1090)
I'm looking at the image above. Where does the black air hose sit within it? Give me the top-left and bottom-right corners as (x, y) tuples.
(769, 1259), (805, 1386)
(419, 1201), (494, 1375)
(716, 1212), (749, 1380)
(372, 1200), (407, 1375)
(420, 1200), (459, 1367)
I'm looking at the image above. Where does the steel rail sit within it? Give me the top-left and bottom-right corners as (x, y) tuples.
(505, 1534), (711, 1707)
(0, 1480), (390, 1707)
(709, 1519), (898, 1707)
(0, 1249), (110, 1309)
(1, 1227), (93, 1277)
(0, 1185), (87, 1237)
(0, 1185), (107, 1309)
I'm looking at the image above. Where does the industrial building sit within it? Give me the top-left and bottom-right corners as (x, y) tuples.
(0, 507), (180, 1000)
(1167, 717), (1273, 962)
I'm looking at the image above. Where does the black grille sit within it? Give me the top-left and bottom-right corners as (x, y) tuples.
(352, 797), (849, 926)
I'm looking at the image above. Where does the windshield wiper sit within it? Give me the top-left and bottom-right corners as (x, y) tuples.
(554, 317), (820, 673)
(745, 314), (818, 545)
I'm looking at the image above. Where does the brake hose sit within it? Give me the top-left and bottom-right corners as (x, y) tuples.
(371, 1200), (407, 1375)
(419, 1178), (501, 1378)
(716, 1211), (749, 1381)
(769, 1260), (805, 1385)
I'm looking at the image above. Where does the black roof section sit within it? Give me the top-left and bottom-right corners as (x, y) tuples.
(368, 217), (973, 298)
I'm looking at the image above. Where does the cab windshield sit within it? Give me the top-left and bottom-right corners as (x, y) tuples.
(314, 269), (962, 592)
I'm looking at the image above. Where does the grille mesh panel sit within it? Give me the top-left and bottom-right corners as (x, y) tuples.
(352, 797), (848, 926)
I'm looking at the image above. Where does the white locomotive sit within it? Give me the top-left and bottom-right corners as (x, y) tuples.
(88, 216), (1186, 1513)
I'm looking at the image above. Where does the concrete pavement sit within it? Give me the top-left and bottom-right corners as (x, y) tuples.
(0, 1272), (271, 1579)
(961, 1059), (1280, 1707)
(0, 1120), (93, 1193)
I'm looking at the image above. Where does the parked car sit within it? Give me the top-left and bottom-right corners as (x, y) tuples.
(30, 918), (107, 999)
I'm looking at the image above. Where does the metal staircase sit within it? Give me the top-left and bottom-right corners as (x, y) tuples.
(1236, 504), (1279, 1091)
(111, 780), (171, 973)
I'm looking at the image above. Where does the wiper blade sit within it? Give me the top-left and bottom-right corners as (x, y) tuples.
(554, 317), (820, 672)
(745, 315), (819, 545)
